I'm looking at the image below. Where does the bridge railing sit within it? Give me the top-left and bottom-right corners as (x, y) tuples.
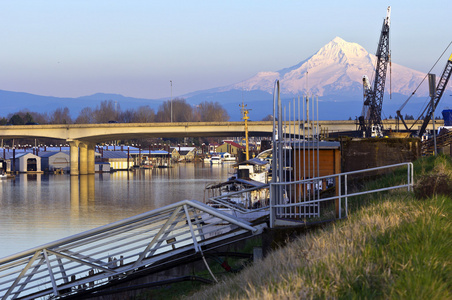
(0, 200), (263, 300)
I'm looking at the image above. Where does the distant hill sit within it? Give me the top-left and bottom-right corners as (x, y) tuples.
(1, 37), (449, 121)
(0, 90), (162, 118)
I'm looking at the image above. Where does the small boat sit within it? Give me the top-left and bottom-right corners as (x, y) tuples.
(219, 152), (237, 163)
(0, 173), (14, 180)
(210, 156), (223, 164)
(204, 152), (273, 222)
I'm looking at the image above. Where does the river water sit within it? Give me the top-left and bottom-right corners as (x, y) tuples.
(0, 163), (234, 259)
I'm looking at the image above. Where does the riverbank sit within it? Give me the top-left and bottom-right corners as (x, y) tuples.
(175, 155), (451, 299)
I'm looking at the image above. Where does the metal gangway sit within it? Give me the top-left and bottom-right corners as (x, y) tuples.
(0, 200), (266, 300)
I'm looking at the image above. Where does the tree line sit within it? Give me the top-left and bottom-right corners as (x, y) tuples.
(0, 99), (230, 125)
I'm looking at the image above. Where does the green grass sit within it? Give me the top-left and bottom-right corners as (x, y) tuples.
(179, 155), (452, 299)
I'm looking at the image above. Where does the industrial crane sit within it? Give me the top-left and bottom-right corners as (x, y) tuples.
(396, 53), (452, 137)
(358, 6), (391, 137)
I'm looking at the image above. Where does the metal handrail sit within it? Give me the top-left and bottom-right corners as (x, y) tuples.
(269, 162), (414, 227)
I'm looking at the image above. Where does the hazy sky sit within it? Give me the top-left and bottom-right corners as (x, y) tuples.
(1, 0), (451, 100)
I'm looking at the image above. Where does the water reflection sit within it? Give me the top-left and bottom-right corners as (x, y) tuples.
(70, 175), (96, 218)
(0, 163), (233, 258)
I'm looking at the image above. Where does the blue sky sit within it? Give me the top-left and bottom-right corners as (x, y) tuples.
(1, 0), (451, 100)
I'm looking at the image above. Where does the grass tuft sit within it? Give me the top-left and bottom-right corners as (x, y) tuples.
(414, 156), (452, 199)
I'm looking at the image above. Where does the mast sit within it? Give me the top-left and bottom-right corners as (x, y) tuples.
(240, 102), (250, 160)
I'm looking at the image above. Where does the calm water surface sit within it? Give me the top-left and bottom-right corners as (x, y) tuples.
(0, 163), (234, 259)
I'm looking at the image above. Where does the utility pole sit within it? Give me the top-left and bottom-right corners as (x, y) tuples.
(170, 80), (173, 123)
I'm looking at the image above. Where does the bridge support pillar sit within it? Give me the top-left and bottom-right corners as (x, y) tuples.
(69, 141), (80, 176)
(68, 141), (96, 176)
(88, 144), (95, 174)
(79, 143), (88, 175)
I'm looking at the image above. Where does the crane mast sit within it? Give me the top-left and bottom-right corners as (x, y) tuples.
(418, 53), (452, 137)
(359, 6), (391, 137)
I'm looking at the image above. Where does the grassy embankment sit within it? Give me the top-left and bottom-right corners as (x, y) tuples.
(179, 155), (452, 299)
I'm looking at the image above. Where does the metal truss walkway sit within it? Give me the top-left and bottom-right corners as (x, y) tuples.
(0, 200), (265, 300)
(422, 130), (452, 155)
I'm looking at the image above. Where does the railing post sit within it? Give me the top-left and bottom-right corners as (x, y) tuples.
(269, 184), (275, 228)
(409, 163), (413, 192)
(345, 174), (348, 218)
(338, 175), (342, 219)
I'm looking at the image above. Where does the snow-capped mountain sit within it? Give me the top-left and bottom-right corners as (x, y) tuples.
(214, 37), (428, 98)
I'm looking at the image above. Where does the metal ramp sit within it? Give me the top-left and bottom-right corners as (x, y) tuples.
(0, 200), (265, 300)
(422, 130), (452, 155)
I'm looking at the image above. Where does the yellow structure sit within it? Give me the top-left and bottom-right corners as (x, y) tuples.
(240, 102), (250, 161)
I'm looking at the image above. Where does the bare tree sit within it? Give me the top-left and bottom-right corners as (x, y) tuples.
(261, 114), (273, 121)
(29, 111), (49, 124)
(134, 106), (155, 123)
(195, 101), (229, 122)
(49, 107), (72, 124)
(75, 107), (95, 124)
(156, 98), (193, 122)
(93, 100), (119, 123)
(155, 101), (172, 122)
(119, 109), (135, 123)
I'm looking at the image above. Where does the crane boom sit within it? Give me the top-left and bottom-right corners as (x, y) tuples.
(359, 6), (391, 137)
(418, 53), (452, 137)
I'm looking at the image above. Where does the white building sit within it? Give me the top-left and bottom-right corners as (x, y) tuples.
(13, 153), (41, 173)
(39, 151), (70, 172)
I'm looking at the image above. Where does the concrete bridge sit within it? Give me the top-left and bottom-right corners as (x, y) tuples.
(1, 121), (275, 175)
(0, 120), (441, 175)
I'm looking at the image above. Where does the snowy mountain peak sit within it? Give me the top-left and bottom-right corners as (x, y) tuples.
(315, 37), (369, 63)
(223, 37), (428, 98)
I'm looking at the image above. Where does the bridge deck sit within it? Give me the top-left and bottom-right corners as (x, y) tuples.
(0, 120), (440, 142)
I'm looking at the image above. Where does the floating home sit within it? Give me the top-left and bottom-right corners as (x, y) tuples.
(39, 151), (70, 173)
(98, 151), (133, 171)
(12, 152), (42, 173)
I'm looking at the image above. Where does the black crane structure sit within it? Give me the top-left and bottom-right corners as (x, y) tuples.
(396, 51), (452, 137)
(417, 54), (452, 137)
(359, 6), (391, 138)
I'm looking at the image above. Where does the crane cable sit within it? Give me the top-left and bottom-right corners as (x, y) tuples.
(398, 40), (452, 113)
